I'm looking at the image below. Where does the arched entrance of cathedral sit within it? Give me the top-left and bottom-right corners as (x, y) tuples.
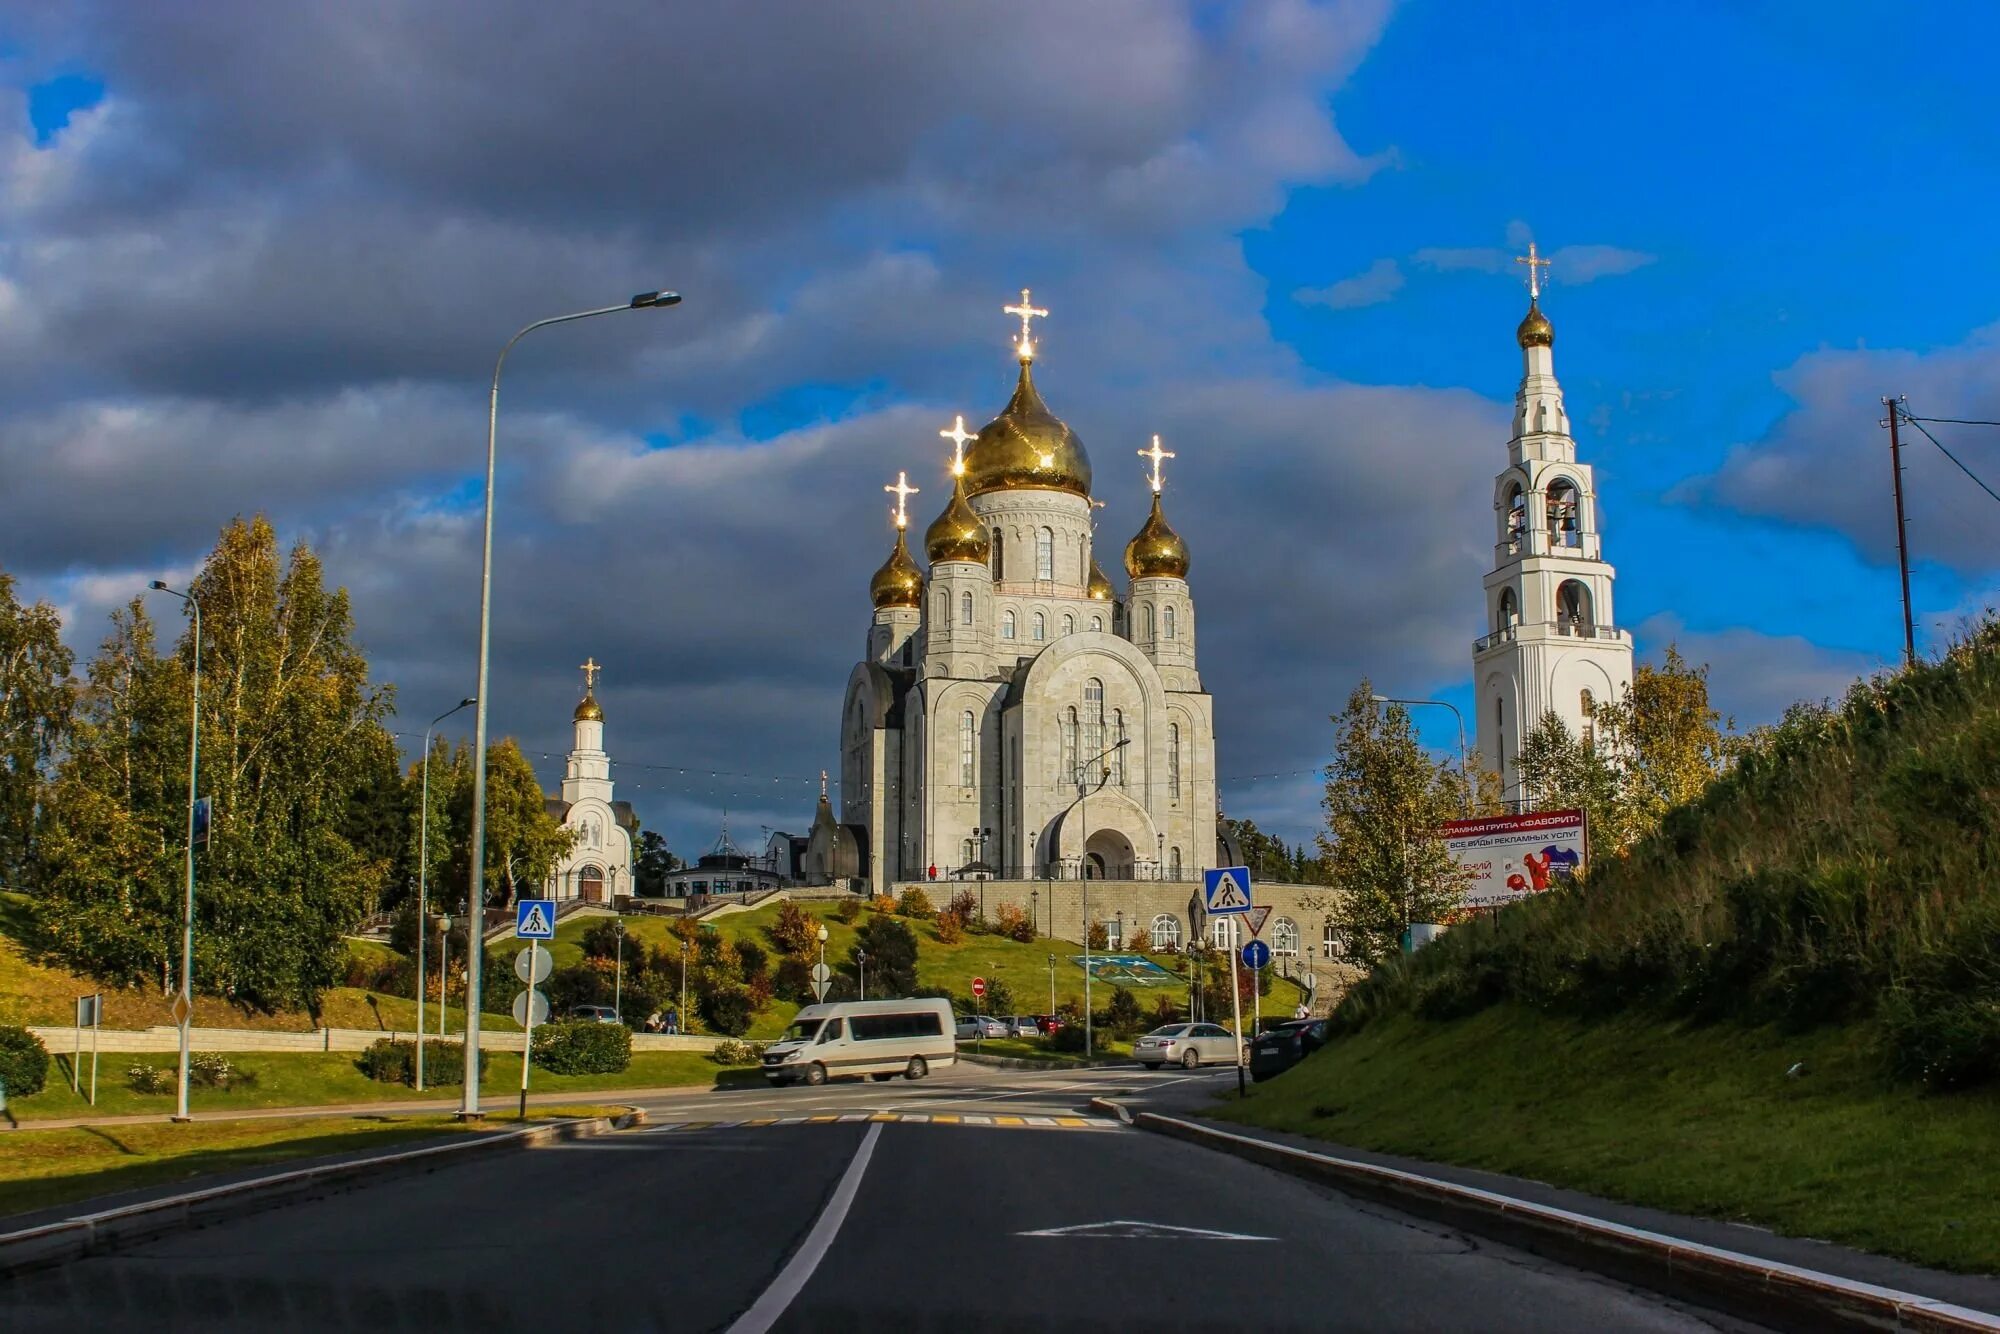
(578, 864), (605, 903)
(1084, 830), (1135, 880)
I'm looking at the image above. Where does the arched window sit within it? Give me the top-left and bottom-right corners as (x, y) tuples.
(1090, 615), (1103, 632)
(1032, 612), (1046, 641)
(1557, 579), (1593, 633)
(960, 591), (973, 625)
(962, 839), (975, 865)
(1163, 605), (1177, 639)
(1323, 920), (1347, 958)
(1151, 914), (1181, 949)
(1002, 609), (1016, 640)
(1580, 688), (1596, 750)
(1547, 480), (1580, 548)
(1036, 527), (1054, 581)
(1061, 614), (1074, 636)
(959, 710), (976, 787)
(1144, 604), (1156, 639)
(1168, 723), (1182, 799)
(1169, 846), (1183, 878)
(1113, 710), (1127, 787)
(1084, 679), (1104, 767)
(935, 592), (946, 625)
(1062, 707), (1079, 784)
(1212, 917), (1239, 949)
(1272, 917), (1299, 957)
(991, 529), (1004, 578)
(1503, 482), (1526, 549)
(1497, 587), (1517, 631)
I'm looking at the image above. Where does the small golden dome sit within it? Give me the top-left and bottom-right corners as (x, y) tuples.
(1517, 301), (1553, 349)
(924, 474), (991, 565)
(869, 528), (925, 610)
(1087, 556), (1115, 601)
(573, 693), (603, 723)
(1124, 492), (1189, 580)
(961, 361), (1093, 500)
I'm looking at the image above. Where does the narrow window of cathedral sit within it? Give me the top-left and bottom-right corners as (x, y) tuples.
(1002, 610), (1016, 640)
(1169, 848), (1182, 879)
(1084, 679), (1105, 763)
(1063, 708), (1079, 782)
(1032, 612), (1045, 641)
(1164, 605), (1177, 639)
(1036, 527), (1053, 581)
(936, 592), (946, 625)
(1090, 615), (1103, 632)
(992, 528), (1005, 578)
(960, 591), (973, 625)
(960, 710), (976, 787)
(1061, 614), (1074, 636)
(962, 839), (975, 865)
(1144, 604), (1156, 640)
(1168, 722), (1181, 799)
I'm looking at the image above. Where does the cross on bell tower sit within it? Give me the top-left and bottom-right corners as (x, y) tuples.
(579, 657), (600, 691)
(1515, 241), (1551, 300)
(884, 471), (920, 529)
(1138, 434), (1176, 494)
(1004, 288), (1048, 362)
(940, 415), (976, 477)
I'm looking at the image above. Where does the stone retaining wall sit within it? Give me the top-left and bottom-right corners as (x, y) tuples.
(27, 1024), (726, 1055)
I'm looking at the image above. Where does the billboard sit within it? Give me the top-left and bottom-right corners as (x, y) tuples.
(1443, 809), (1587, 908)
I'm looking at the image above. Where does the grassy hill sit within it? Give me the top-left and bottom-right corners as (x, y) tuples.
(1221, 622), (2000, 1273)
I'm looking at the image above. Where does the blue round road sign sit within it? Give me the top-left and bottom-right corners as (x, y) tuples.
(1241, 939), (1272, 970)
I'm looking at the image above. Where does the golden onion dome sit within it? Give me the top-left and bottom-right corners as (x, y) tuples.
(1517, 300), (1553, 349)
(923, 473), (991, 565)
(1124, 491), (1189, 580)
(869, 528), (925, 610)
(573, 692), (603, 723)
(1087, 555), (1116, 601)
(961, 361), (1093, 500)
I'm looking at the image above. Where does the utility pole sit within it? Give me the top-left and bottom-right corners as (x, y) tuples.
(1884, 397), (1917, 666)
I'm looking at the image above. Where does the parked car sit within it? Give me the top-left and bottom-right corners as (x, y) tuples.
(1133, 1022), (1239, 1070)
(955, 1014), (1008, 1040)
(1033, 1014), (1066, 1035)
(1248, 1019), (1327, 1081)
(1006, 1015), (1041, 1038)
(570, 1005), (621, 1025)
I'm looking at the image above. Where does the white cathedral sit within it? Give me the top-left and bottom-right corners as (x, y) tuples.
(543, 658), (638, 902)
(834, 294), (1219, 895)
(1474, 247), (1634, 800)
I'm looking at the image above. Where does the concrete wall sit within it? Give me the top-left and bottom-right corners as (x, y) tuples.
(28, 1025), (726, 1055)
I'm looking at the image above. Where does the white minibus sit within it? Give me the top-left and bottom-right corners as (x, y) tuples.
(760, 997), (957, 1086)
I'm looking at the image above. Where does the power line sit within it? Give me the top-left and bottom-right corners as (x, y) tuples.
(1900, 412), (2000, 507)
(1905, 414), (2000, 428)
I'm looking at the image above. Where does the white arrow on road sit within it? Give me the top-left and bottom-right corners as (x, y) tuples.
(1015, 1220), (1277, 1241)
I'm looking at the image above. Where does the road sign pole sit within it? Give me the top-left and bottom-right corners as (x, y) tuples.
(89, 998), (100, 1106)
(518, 940), (538, 1119)
(72, 1006), (81, 1095)
(1228, 938), (1245, 1097)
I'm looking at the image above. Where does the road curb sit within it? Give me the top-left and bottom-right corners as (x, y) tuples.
(1101, 1102), (1999, 1334)
(0, 1107), (648, 1278)
(959, 1053), (1129, 1071)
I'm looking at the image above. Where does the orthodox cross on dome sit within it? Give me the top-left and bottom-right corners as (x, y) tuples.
(819, 769), (829, 799)
(579, 657), (601, 691)
(940, 414), (976, 477)
(1515, 241), (1551, 301)
(884, 471), (920, 529)
(1004, 287), (1048, 361)
(1139, 434), (1176, 493)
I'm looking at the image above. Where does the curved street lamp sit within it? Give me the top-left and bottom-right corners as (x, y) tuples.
(147, 580), (201, 1123)
(461, 290), (683, 1117)
(415, 696), (475, 1091)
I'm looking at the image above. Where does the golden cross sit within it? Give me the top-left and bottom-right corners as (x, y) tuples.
(1138, 434), (1175, 493)
(1515, 241), (1551, 301)
(579, 657), (600, 690)
(1004, 287), (1048, 360)
(884, 470), (920, 528)
(819, 769), (829, 799)
(940, 414), (976, 477)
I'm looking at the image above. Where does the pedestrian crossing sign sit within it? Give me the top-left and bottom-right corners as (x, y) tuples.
(515, 898), (556, 939)
(1203, 866), (1253, 915)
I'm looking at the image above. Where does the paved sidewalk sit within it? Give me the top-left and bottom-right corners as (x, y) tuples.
(2, 1083), (717, 1133)
(1116, 1073), (2000, 1318)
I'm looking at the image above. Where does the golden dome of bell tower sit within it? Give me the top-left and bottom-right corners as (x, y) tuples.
(1124, 435), (1189, 579)
(959, 289), (1094, 500)
(869, 471), (926, 610)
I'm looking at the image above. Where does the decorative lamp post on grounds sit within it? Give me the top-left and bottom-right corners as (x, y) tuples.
(146, 580), (202, 1124)
(856, 948), (868, 1001)
(461, 288), (682, 1118)
(436, 916), (452, 1039)
(414, 696), (475, 1092)
(816, 923), (830, 1001)
(612, 919), (626, 1024)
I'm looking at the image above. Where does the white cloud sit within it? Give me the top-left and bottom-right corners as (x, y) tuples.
(1295, 257), (1404, 309)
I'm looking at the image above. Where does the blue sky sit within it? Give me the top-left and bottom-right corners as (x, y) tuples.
(3, 2), (1996, 853)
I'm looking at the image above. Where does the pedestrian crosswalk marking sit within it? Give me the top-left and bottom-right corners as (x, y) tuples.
(641, 1111), (1117, 1135)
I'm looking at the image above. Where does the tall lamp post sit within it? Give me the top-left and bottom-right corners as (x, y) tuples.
(816, 924), (829, 1001)
(612, 919), (626, 1023)
(1071, 737), (1129, 1058)
(461, 289), (682, 1117)
(436, 915), (452, 1039)
(856, 948), (868, 1001)
(147, 580), (201, 1123)
(1372, 695), (1470, 813)
(414, 696), (475, 1092)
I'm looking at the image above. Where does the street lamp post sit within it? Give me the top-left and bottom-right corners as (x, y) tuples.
(1047, 952), (1056, 1016)
(1373, 695), (1471, 813)
(1071, 737), (1129, 1059)
(856, 948), (867, 1001)
(436, 915), (452, 1039)
(461, 289), (681, 1117)
(414, 697), (475, 1092)
(679, 938), (690, 1033)
(612, 920), (626, 1024)
(147, 580), (201, 1124)
(816, 923), (829, 1002)
(1030, 888), (1039, 939)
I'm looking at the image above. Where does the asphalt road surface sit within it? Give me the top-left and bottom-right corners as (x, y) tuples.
(2, 1064), (1764, 1333)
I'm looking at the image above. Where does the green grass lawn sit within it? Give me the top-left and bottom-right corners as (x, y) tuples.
(8, 1049), (739, 1122)
(962, 1035), (1136, 1063)
(1216, 1004), (2000, 1275)
(0, 1105), (631, 1218)
(496, 900), (1307, 1039)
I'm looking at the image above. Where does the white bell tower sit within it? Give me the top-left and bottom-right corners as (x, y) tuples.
(1474, 244), (1634, 803)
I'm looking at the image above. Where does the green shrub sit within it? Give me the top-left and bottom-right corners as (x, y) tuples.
(1047, 1022), (1087, 1053)
(533, 1021), (633, 1075)
(896, 887), (936, 920)
(127, 1063), (174, 1094)
(833, 896), (864, 925)
(189, 1052), (256, 1089)
(700, 986), (756, 1036)
(710, 1039), (767, 1065)
(1104, 988), (1145, 1039)
(357, 1038), (484, 1086)
(0, 1025), (50, 1098)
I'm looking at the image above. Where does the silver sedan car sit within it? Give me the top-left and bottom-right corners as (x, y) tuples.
(1134, 1022), (1239, 1070)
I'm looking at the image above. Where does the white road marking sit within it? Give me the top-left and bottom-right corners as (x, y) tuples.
(726, 1122), (883, 1334)
(1016, 1220), (1277, 1241)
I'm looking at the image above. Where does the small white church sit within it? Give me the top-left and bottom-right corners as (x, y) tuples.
(544, 658), (639, 902)
(1474, 246), (1635, 799)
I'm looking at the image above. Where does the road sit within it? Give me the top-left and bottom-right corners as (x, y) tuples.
(2, 1062), (1762, 1332)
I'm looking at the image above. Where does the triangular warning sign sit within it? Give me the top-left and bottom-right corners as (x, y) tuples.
(1207, 871), (1249, 911)
(518, 903), (552, 936)
(1244, 905), (1272, 937)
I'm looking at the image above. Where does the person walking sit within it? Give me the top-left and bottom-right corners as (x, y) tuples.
(665, 1006), (680, 1035)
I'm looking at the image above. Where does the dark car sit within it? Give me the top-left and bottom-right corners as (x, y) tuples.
(1248, 1019), (1326, 1080)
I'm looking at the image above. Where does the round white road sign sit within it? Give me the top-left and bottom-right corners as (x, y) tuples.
(511, 987), (550, 1027)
